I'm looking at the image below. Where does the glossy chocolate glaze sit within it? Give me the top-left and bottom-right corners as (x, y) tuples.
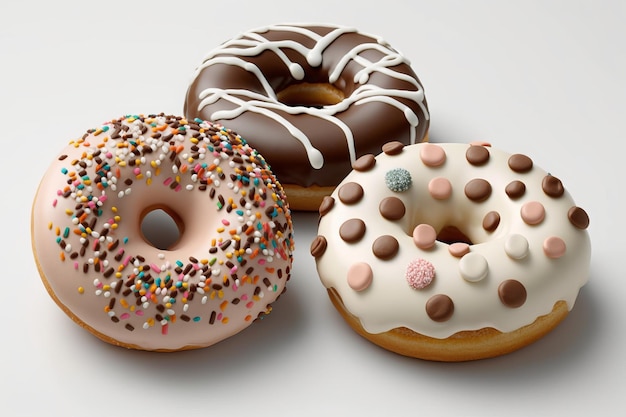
(184, 24), (429, 187)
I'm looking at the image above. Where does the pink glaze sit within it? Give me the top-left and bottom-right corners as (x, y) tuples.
(32, 114), (295, 351)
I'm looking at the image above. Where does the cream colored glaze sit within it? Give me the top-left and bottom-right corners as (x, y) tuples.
(314, 142), (590, 338)
(32, 115), (294, 351)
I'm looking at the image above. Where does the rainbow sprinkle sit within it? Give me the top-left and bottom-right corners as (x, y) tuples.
(41, 114), (294, 342)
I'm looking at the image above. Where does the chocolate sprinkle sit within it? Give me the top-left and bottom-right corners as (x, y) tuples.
(352, 154), (376, 171)
(505, 180), (526, 199)
(542, 175), (564, 197)
(466, 145), (490, 166)
(498, 280), (527, 308)
(372, 235), (399, 260)
(508, 154), (533, 173)
(426, 294), (454, 322)
(568, 206), (590, 229)
(382, 141), (405, 155)
(379, 197), (406, 220)
(465, 178), (492, 202)
(338, 182), (364, 205)
(339, 219), (366, 243)
(318, 196), (335, 217)
(310, 235), (328, 258)
(482, 211), (500, 232)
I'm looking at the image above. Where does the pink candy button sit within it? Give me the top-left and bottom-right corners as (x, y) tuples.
(413, 224), (437, 249)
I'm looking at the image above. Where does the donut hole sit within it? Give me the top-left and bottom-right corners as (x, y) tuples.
(277, 82), (344, 108)
(140, 207), (184, 250)
(436, 225), (474, 246)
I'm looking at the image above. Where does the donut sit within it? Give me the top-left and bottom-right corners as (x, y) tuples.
(184, 23), (430, 211)
(311, 141), (591, 361)
(31, 114), (294, 351)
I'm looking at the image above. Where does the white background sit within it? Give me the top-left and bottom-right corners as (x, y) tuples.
(2, 0), (625, 415)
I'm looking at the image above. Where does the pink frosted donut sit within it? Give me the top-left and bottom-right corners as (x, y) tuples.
(312, 141), (591, 361)
(31, 114), (294, 351)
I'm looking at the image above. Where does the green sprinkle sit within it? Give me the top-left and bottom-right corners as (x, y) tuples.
(385, 168), (412, 192)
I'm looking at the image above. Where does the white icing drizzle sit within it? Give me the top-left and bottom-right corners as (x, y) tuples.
(190, 24), (430, 169)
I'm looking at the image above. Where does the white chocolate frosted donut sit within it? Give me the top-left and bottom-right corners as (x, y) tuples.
(184, 23), (430, 210)
(311, 142), (590, 361)
(32, 114), (294, 351)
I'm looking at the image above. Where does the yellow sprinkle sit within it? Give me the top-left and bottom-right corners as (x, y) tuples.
(47, 221), (53, 230)
(120, 299), (129, 308)
(112, 207), (118, 213)
(65, 209), (74, 216)
(78, 287), (84, 294)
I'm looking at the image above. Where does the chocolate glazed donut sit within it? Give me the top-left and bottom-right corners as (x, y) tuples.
(184, 24), (430, 210)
